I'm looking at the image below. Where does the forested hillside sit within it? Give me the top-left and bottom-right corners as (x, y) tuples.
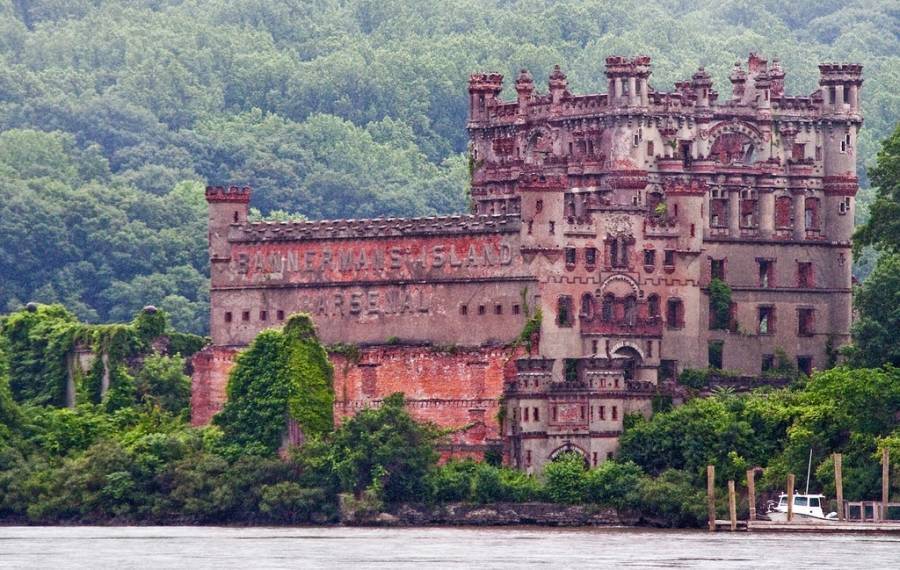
(0, 0), (897, 333)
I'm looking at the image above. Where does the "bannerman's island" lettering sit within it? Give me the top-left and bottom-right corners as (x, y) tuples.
(235, 242), (514, 277)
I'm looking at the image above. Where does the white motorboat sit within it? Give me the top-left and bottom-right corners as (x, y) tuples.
(766, 493), (838, 522)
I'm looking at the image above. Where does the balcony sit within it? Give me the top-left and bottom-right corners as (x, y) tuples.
(580, 314), (663, 337)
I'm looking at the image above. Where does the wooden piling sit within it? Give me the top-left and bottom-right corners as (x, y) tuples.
(728, 480), (737, 531)
(883, 448), (890, 521)
(787, 473), (795, 522)
(834, 453), (844, 521)
(747, 469), (757, 521)
(707, 465), (716, 532)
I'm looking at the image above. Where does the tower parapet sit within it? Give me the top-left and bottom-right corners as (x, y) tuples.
(819, 63), (863, 115)
(548, 65), (568, 109)
(515, 69), (534, 116)
(205, 185), (251, 261)
(604, 55), (651, 107)
(691, 67), (713, 108)
(468, 72), (504, 123)
(205, 185), (251, 204)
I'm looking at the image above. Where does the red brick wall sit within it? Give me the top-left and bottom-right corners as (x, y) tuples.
(191, 343), (522, 457)
(333, 345), (521, 454)
(190, 345), (239, 426)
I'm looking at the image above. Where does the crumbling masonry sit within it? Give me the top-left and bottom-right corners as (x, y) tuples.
(192, 54), (861, 473)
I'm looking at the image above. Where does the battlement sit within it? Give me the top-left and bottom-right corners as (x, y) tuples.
(604, 55), (651, 77)
(819, 63), (864, 83)
(468, 72), (504, 93)
(206, 185), (252, 203)
(230, 213), (522, 243)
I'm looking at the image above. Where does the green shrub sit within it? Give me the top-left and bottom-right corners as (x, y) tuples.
(584, 460), (644, 510)
(135, 354), (191, 414)
(677, 368), (709, 389)
(259, 483), (331, 523)
(543, 451), (588, 504)
(427, 460), (476, 503)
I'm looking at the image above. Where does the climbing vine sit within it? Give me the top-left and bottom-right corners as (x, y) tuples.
(0, 304), (205, 408)
(514, 287), (542, 353)
(708, 278), (733, 330)
(215, 313), (334, 455)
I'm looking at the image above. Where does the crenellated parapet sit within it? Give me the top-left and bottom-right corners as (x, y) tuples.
(230, 214), (522, 243)
(205, 185), (252, 203)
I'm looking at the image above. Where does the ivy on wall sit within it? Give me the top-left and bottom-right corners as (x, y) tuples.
(215, 313), (334, 455)
(0, 304), (205, 409)
(708, 278), (733, 331)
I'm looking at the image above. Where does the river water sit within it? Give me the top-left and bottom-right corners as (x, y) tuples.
(0, 526), (897, 569)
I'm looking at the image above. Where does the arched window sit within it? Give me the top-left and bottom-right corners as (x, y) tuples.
(602, 294), (615, 322)
(647, 294), (660, 318)
(580, 293), (594, 318)
(624, 296), (637, 325)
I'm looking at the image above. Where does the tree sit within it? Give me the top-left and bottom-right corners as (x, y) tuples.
(134, 354), (191, 414)
(849, 125), (900, 366)
(846, 254), (900, 367)
(852, 117), (900, 254)
(328, 392), (438, 503)
(543, 451), (588, 504)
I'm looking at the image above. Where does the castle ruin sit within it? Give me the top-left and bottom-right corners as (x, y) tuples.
(192, 54), (862, 472)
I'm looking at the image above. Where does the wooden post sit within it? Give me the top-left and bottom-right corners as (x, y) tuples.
(883, 447), (890, 521)
(707, 465), (716, 532)
(834, 453), (844, 521)
(747, 469), (757, 521)
(728, 480), (737, 531)
(787, 473), (795, 522)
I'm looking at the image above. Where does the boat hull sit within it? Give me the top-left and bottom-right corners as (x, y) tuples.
(766, 511), (833, 523)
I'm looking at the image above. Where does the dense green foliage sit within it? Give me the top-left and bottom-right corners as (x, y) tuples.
(846, 253), (900, 367)
(215, 314), (334, 455)
(849, 125), (900, 366)
(0, 304), (204, 409)
(854, 123), (900, 255)
(708, 278), (732, 331)
(620, 366), (900, 500)
(329, 393), (438, 503)
(0, 1), (896, 330)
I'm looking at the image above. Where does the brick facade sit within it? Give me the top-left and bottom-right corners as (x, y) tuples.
(192, 53), (861, 472)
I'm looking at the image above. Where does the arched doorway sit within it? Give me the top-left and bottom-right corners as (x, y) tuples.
(549, 443), (589, 468)
(613, 345), (643, 381)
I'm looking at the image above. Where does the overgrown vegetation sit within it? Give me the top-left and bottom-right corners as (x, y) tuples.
(708, 278), (733, 331)
(215, 314), (334, 455)
(0, 304), (204, 409)
(1, 302), (899, 526)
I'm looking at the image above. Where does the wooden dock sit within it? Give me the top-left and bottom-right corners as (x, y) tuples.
(748, 520), (900, 534)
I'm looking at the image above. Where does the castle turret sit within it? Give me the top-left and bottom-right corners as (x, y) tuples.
(819, 63), (863, 115)
(548, 65), (567, 109)
(205, 185), (250, 262)
(605, 56), (651, 107)
(468, 72), (504, 123)
(729, 61), (747, 102)
(515, 68), (534, 116)
(769, 58), (785, 98)
(691, 67), (713, 108)
(754, 70), (772, 110)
